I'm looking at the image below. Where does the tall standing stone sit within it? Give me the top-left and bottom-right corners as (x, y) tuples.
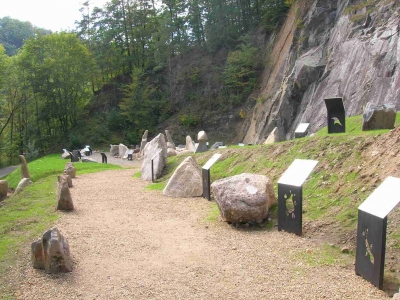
(140, 130), (149, 155)
(119, 143), (128, 157)
(195, 130), (208, 153)
(15, 178), (32, 195)
(110, 144), (119, 156)
(185, 135), (196, 152)
(19, 155), (30, 179)
(0, 180), (8, 201)
(264, 127), (280, 145)
(57, 176), (74, 211)
(141, 133), (168, 181)
(31, 227), (72, 273)
(64, 162), (76, 179)
(165, 130), (176, 149)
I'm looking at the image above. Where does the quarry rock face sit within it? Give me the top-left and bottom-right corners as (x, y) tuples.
(141, 133), (168, 181)
(211, 173), (276, 224)
(242, 1), (400, 143)
(163, 156), (203, 198)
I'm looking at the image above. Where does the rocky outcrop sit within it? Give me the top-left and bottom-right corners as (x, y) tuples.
(15, 178), (32, 195)
(141, 133), (168, 181)
(242, 0), (400, 143)
(64, 162), (76, 179)
(31, 227), (72, 273)
(57, 176), (74, 211)
(0, 180), (8, 201)
(19, 155), (30, 179)
(211, 173), (276, 224)
(163, 156), (203, 197)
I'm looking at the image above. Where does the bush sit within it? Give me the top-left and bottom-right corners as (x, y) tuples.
(179, 114), (199, 128)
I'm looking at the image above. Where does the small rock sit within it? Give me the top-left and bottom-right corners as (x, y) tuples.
(306, 249), (312, 253)
(341, 247), (350, 254)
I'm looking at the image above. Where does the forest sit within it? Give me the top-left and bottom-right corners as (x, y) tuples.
(0, 0), (293, 167)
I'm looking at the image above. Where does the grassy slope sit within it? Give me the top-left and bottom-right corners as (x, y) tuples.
(0, 155), (120, 298)
(150, 114), (400, 286)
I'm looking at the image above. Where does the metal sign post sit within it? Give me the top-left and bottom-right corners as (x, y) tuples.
(324, 97), (345, 133)
(355, 176), (400, 289)
(202, 153), (222, 200)
(277, 159), (318, 236)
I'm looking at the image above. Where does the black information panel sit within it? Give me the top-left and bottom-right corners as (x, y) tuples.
(324, 97), (345, 133)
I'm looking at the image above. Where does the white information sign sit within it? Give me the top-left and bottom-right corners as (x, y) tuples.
(203, 153), (222, 170)
(358, 176), (400, 219)
(278, 159), (318, 187)
(295, 123), (310, 134)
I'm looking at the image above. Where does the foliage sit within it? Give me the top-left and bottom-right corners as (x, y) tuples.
(224, 42), (261, 99)
(146, 182), (167, 191)
(179, 113), (200, 128)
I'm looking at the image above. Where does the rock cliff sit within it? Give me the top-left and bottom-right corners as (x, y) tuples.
(242, 0), (400, 143)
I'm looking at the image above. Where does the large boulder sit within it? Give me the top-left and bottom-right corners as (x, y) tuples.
(119, 143), (128, 157)
(362, 102), (396, 131)
(165, 130), (175, 149)
(211, 173), (276, 224)
(141, 133), (168, 181)
(0, 180), (8, 201)
(15, 178), (32, 195)
(163, 156), (203, 197)
(19, 155), (30, 179)
(185, 135), (196, 152)
(195, 131), (208, 153)
(81, 157), (97, 163)
(264, 127), (279, 145)
(64, 162), (76, 179)
(57, 176), (74, 211)
(31, 227), (72, 273)
(110, 144), (119, 156)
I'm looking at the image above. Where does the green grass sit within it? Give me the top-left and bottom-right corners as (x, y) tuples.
(294, 243), (353, 267)
(5, 154), (120, 189)
(206, 203), (220, 221)
(146, 182), (166, 191)
(133, 171), (141, 178)
(316, 113), (400, 137)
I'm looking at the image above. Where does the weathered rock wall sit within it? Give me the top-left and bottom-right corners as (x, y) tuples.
(243, 0), (400, 143)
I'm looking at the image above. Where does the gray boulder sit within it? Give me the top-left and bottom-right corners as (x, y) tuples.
(19, 155), (30, 179)
(211, 173), (276, 224)
(59, 174), (72, 188)
(110, 144), (119, 156)
(31, 227), (72, 273)
(64, 162), (76, 179)
(163, 156), (203, 197)
(15, 178), (32, 195)
(119, 143), (128, 157)
(81, 157), (97, 163)
(362, 102), (396, 131)
(141, 133), (168, 181)
(167, 148), (178, 157)
(185, 135), (196, 152)
(57, 176), (74, 211)
(0, 180), (8, 201)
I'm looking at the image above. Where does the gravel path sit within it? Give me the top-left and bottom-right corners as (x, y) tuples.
(11, 169), (389, 299)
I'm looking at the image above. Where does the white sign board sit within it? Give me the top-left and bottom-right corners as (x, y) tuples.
(295, 123), (310, 134)
(238, 143), (245, 147)
(278, 159), (319, 187)
(358, 176), (400, 219)
(203, 153), (222, 170)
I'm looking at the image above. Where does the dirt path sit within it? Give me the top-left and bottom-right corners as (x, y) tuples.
(11, 169), (388, 299)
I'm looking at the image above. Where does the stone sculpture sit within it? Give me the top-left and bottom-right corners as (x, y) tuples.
(140, 130), (149, 155)
(163, 156), (203, 197)
(141, 133), (168, 181)
(211, 173), (276, 224)
(362, 102), (396, 130)
(31, 227), (72, 273)
(195, 131), (208, 153)
(57, 176), (74, 211)
(165, 130), (176, 149)
(15, 178), (32, 195)
(264, 127), (279, 144)
(19, 155), (30, 179)
(0, 180), (8, 201)
(64, 162), (76, 179)
(185, 135), (196, 152)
